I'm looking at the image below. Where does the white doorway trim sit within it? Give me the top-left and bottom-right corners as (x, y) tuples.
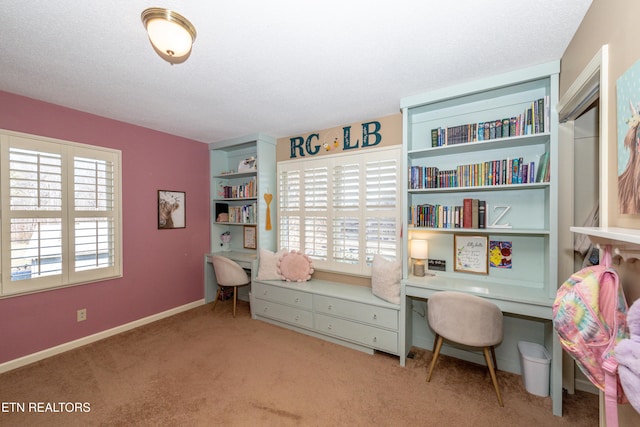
(558, 44), (609, 226)
(557, 45), (609, 424)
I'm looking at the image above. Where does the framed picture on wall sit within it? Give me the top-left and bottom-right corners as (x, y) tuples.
(453, 234), (488, 275)
(616, 59), (640, 214)
(158, 190), (186, 229)
(243, 225), (257, 249)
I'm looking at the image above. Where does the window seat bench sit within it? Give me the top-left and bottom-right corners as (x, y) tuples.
(250, 279), (400, 357)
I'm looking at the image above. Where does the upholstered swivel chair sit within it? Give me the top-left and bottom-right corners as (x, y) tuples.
(426, 291), (504, 407)
(210, 255), (251, 318)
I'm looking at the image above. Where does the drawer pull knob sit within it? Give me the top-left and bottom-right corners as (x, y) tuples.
(295, 297), (299, 303)
(295, 315), (300, 321)
(373, 337), (377, 342)
(328, 324), (332, 330)
(373, 314), (377, 320)
(328, 305), (332, 310)
(263, 307), (268, 312)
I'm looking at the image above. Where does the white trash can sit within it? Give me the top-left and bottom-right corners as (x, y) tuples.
(518, 341), (551, 397)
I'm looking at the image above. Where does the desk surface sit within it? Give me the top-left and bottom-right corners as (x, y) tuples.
(403, 273), (555, 319)
(205, 251), (257, 264)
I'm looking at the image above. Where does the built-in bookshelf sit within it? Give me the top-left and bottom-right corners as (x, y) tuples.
(400, 61), (564, 416)
(401, 64), (560, 291)
(209, 134), (277, 254)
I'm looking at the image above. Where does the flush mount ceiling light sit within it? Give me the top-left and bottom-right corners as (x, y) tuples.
(141, 7), (197, 64)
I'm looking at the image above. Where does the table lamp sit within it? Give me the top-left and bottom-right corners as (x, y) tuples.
(410, 239), (428, 277)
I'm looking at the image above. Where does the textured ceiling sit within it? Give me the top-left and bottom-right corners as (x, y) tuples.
(0, 1), (592, 143)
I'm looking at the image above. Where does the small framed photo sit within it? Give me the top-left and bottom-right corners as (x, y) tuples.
(243, 225), (257, 249)
(453, 234), (488, 275)
(158, 190), (186, 229)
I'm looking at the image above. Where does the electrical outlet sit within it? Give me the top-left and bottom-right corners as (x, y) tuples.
(77, 308), (87, 322)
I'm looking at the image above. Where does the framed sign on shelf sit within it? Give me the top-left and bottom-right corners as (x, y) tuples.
(453, 234), (488, 275)
(243, 225), (257, 249)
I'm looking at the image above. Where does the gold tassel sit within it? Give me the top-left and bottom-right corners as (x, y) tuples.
(264, 193), (273, 231)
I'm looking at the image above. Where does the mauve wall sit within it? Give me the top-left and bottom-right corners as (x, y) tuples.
(0, 91), (210, 364)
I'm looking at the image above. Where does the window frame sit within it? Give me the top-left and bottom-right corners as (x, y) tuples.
(0, 130), (123, 297)
(277, 145), (401, 276)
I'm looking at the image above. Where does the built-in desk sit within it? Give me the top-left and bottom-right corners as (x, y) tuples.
(204, 251), (257, 304)
(401, 274), (562, 416)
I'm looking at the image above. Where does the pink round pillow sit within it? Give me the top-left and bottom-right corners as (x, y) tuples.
(277, 250), (314, 282)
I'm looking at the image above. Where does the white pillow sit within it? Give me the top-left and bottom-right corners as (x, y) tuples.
(256, 248), (287, 280)
(371, 255), (401, 304)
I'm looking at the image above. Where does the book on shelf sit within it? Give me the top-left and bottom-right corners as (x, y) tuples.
(471, 199), (479, 229)
(535, 151), (550, 183)
(463, 198), (472, 228)
(478, 200), (486, 228)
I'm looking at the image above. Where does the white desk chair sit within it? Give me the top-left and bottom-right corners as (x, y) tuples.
(210, 255), (250, 318)
(426, 291), (504, 407)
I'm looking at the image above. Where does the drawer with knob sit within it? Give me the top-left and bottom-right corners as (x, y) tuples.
(315, 313), (398, 354)
(314, 295), (398, 329)
(252, 281), (312, 309)
(251, 298), (313, 329)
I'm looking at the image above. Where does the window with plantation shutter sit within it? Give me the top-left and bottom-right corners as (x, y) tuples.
(277, 146), (401, 276)
(0, 130), (122, 297)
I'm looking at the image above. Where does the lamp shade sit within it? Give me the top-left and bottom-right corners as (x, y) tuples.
(142, 8), (197, 64)
(410, 239), (429, 260)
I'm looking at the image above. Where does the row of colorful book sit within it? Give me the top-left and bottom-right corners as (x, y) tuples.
(430, 96), (550, 147)
(226, 203), (257, 224)
(408, 151), (549, 189)
(218, 178), (256, 199)
(410, 198), (487, 229)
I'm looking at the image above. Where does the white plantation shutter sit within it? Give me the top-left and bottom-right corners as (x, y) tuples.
(71, 150), (119, 280)
(364, 158), (399, 264)
(277, 146), (401, 275)
(304, 216), (327, 260)
(0, 131), (122, 297)
(304, 167), (328, 209)
(278, 168), (301, 250)
(6, 143), (64, 289)
(333, 162), (360, 265)
(332, 217), (359, 265)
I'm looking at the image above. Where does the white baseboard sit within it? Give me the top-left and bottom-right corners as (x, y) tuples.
(0, 299), (205, 374)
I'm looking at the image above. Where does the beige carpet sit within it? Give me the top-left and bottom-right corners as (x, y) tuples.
(0, 301), (598, 426)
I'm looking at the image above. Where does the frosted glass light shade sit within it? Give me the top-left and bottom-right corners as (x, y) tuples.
(142, 8), (197, 64)
(410, 239), (429, 260)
